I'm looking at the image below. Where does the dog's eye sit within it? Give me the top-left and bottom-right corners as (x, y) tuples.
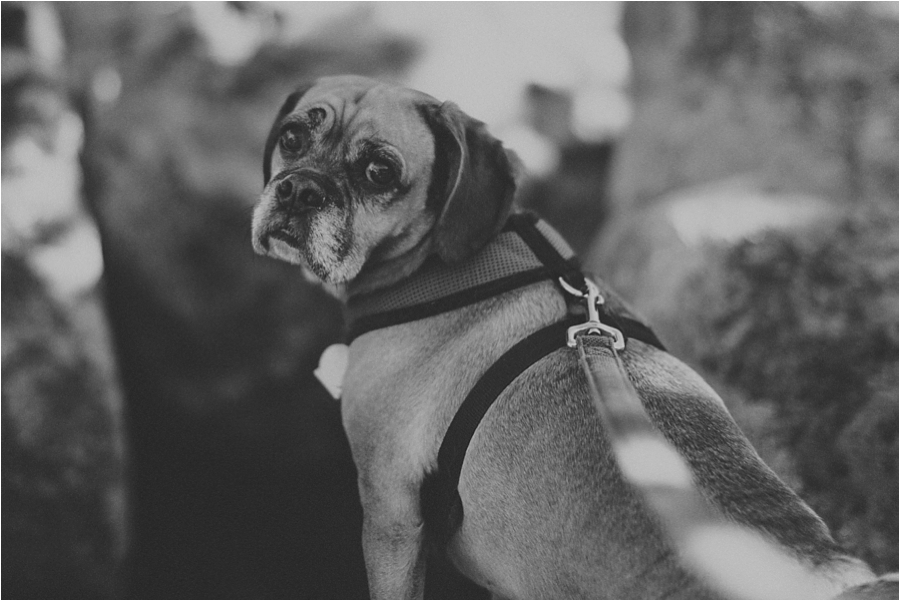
(279, 127), (305, 153)
(365, 160), (396, 187)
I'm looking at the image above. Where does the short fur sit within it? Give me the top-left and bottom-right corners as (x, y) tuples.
(251, 76), (876, 599)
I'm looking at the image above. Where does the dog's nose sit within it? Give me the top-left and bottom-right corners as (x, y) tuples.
(275, 178), (294, 202)
(275, 175), (326, 211)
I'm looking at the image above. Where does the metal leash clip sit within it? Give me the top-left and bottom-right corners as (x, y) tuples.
(559, 277), (625, 350)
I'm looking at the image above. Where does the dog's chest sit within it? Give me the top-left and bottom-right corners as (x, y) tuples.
(340, 315), (477, 471)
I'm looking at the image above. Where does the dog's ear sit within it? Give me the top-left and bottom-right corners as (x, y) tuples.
(263, 82), (314, 185)
(420, 101), (517, 264)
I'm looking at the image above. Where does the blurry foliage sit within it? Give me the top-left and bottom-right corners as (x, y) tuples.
(2, 253), (125, 598)
(693, 2), (899, 199)
(519, 142), (614, 254)
(616, 2), (898, 207)
(671, 201), (898, 572)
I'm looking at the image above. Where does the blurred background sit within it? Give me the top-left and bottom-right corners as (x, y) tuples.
(2, 2), (896, 598)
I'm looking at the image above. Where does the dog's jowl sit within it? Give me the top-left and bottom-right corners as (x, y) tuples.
(251, 75), (883, 599)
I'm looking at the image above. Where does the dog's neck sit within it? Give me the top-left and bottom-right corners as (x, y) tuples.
(344, 230), (438, 299)
(343, 215), (583, 342)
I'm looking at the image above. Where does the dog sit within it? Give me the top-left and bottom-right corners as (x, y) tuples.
(251, 75), (880, 599)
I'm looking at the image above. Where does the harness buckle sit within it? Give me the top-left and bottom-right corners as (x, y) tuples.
(559, 277), (625, 350)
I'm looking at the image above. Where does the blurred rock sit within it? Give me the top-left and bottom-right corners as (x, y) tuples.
(668, 204), (898, 572)
(588, 177), (836, 329)
(590, 1), (898, 574)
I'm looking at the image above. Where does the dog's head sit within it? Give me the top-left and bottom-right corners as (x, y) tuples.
(251, 75), (518, 291)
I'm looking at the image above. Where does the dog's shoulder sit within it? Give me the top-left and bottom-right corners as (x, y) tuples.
(342, 280), (567, 476)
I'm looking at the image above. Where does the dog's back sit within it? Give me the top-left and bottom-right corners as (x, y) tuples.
(454, 339), (870, 598)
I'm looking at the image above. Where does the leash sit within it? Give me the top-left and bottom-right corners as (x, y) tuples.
(571, 304), (848, 600)
(572, 311), (701, 520)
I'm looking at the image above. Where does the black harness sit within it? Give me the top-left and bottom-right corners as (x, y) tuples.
(346, 212), (665, 546)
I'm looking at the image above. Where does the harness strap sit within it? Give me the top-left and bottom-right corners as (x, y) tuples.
(421, 318), (576, 545)
(346, 212), (580, 342)
(508, 212), (584, 291)
(347, 268), (549, 341)
(511, 212), (665, 351)
(422, 313), (664, 546)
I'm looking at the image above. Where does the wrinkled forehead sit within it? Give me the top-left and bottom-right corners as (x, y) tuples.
(295, 77), (438, 157)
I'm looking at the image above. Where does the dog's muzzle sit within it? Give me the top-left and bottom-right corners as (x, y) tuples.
(253, 169), (344, 255)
